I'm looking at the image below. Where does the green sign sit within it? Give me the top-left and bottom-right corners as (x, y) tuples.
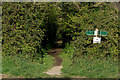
(86, 31), (94, 35)
(86, 31), (107, 36)
(99, 31), (107, 36)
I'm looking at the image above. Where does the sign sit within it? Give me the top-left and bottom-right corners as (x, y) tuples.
(86, 31), (94, 35)
(86, 31), (107, 36)
(99, 31), (107, 36)
(86, 28), (107, 44)
(93, 37), (101, 43)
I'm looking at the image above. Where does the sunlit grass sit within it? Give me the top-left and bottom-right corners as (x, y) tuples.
(2, 54), (54, 78)
(60, 53), (118, 78)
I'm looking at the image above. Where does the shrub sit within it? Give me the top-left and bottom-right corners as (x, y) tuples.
(63, 2), (119, 59)
(2, 2), (45, 58)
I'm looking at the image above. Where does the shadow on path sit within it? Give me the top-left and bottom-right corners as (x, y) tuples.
(47, 48), (63, 66)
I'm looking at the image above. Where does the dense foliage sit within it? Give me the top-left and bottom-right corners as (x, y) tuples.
(2, 3), (46, 61)
(2, 2), (119, 77)
(59, 2), (119, 78)
(60, 2), (119, 60)
(2, 2), (119, 62)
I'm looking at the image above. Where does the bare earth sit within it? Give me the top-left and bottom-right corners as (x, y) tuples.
(1, 47), (88, 78)
(0, 74), (25, 79)
(0, 74), (9, 79)
(0, 74), (2, 79)
(45, 48), (87, 78)
(45, 48), (63, 76)
(45, 66), (63, 76)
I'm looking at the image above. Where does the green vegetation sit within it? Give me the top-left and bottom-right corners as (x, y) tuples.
(58, 3), (119, 78)
(2, 2), (119, 78)
(2, 54), (54, 78)
(2, 2), (45, 57)
(60, 44), (118, 78)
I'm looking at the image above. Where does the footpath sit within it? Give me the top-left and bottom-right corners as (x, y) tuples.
(45, 48), (63, 76)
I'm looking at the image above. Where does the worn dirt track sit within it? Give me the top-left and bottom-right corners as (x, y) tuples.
(47, 48), (63, 66)
(45, 48), (63, 76)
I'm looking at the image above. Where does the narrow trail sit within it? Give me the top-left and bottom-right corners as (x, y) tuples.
(48, 48), (63, 66)
(45, 48), (63, 76)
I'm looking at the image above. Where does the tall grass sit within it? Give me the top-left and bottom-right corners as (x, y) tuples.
(2, 54), (54, 78)
(60, 45), (118, 78)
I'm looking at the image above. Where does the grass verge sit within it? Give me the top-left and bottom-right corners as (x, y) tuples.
(60, 53), (118, 78)
(2, 54), (54, 78)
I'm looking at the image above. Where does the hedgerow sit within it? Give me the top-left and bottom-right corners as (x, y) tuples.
(2, 2), (45, 60)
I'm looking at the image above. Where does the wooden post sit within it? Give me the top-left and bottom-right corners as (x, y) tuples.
(95, 28), (98, 37)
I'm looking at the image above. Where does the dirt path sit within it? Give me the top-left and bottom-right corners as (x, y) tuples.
(0, 74), (10, 79)
(1, 48), (63, 78)
(0, 74), (24, 79)
(45, 48), (63, 76)
(47, 48), (63, 66)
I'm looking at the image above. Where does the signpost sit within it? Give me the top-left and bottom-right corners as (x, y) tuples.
(86, 28), (107, 43)
(86, 31), (107, 36)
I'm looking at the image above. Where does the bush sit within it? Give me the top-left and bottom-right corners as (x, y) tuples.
(2, 2), (45, 58)
(63, 2), (119, 59)
(71, 32), (118, 59)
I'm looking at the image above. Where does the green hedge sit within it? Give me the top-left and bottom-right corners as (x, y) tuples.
(62, 2), (119, 60)
(2, 2), (119, 59)
(2, 2), (45, 57)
